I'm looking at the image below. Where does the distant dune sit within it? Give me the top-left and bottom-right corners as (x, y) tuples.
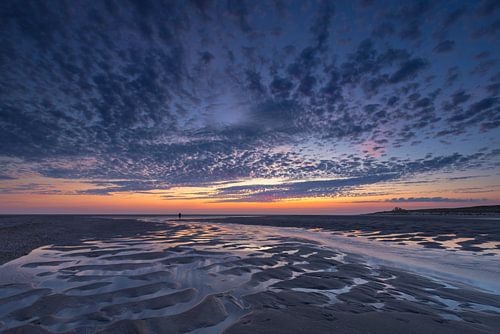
(371, 204), (500, 215)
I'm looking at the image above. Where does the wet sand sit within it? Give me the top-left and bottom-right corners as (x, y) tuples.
(0, 216), (499, 333)
(0, 216), (167, 265)
(191, 215), (500, 253)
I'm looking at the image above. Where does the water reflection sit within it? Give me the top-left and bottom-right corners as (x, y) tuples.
(0, 220), (499, 333)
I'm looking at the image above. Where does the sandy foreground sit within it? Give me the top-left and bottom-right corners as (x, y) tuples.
(0, 215), (499, 333)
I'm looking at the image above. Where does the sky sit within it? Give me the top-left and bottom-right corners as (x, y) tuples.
(0, 0), (499, 214)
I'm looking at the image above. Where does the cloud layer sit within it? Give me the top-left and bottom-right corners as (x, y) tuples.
(0, 0), (499, 203)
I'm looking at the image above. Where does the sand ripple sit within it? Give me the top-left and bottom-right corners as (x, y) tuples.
(0, 221), (499, 333)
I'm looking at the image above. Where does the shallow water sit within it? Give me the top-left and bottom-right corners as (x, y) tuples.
(0, 219), (499, 333)
(254, 224), (500, 293)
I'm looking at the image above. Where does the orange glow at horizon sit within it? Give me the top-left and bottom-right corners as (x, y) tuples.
(1, 174), (498, 214)
(1, 189), (497, 215)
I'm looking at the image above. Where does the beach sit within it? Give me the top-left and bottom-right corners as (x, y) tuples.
(2, 0), (500, 332)
(0, 215), (499, 333)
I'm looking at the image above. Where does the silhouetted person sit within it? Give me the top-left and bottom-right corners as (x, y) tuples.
(178, 212), (182, 220)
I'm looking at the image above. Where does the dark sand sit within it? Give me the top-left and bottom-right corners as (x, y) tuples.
(0, 216), (166, 265)
(0, 216), (499, 333)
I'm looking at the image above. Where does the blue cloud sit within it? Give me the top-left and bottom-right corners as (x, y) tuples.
(0, 0), (499, 201)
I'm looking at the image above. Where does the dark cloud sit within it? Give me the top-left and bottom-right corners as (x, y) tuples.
(389, 0), (432, 21)
(443, 90), (471, 111)
(359, 0), (374, 8)
(399, 21), (422, 40)
(200, 51), (215, 64)
(214, 174), (397, 202)
(310, 0), (335, 48)
(389, 58), (428, 83)
(433, 40), (455, 53)
(0, 183), (61, 195)
(475, 0), (500, 17)
(385, 197), (485, 203)
(226, 0), (252, 33)
(78, 180), (171, 195)
(372, 22), (395, 38)
(200, 150), (492, 201)
(442, 7), (466, 28)
(445, 66), (460, 86)
(385, 1), (432, 41)
(469, 97), (498, 114)
(448, 175), (486, 181)
(447, 97), (498, 125)
(486, 82), (500, 95)
(471, 19), (500, 39)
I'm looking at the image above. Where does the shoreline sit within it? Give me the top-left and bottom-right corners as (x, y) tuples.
(185, 214), (500, 253)
(2, 214), (500, 266)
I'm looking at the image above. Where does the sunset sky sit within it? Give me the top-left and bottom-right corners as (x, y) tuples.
(0, 0), (499, 214)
